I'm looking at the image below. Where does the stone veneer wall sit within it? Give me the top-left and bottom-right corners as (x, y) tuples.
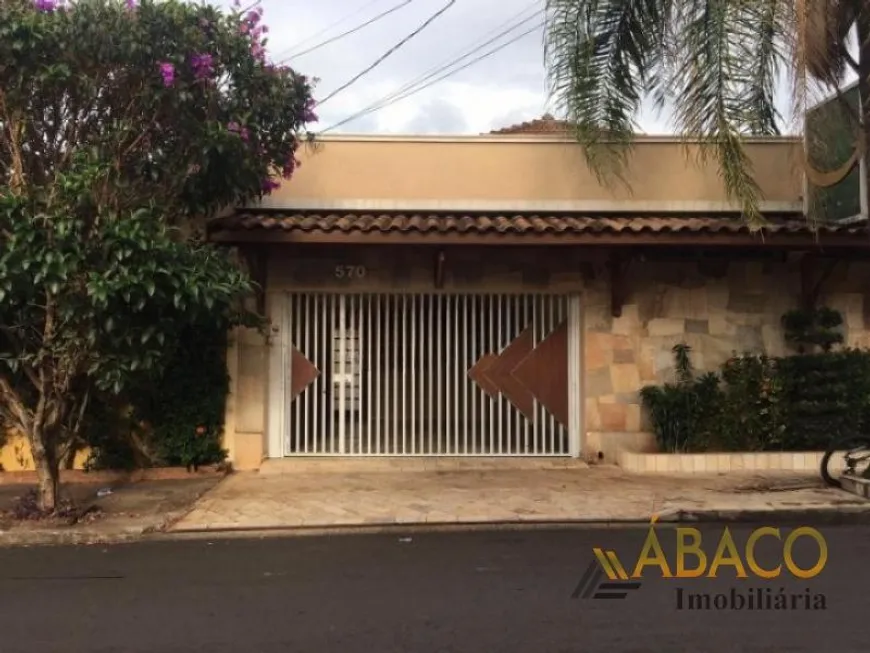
(582, 258), (870, 436)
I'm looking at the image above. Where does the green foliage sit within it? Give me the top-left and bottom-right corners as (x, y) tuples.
(543, 0), (869, 227)
(716, 354), (785, 451)
(83, 323), (230, 470)
(0, 0), (317, 218)
(777, 350), (870, 450)
(638, 344), (722, 452)
(133, 322), (229, 469)
(781, 307), (844, 353)
(640, 339), (870, 453)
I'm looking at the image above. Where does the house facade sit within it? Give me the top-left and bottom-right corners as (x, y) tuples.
(208, 120), (870, 470)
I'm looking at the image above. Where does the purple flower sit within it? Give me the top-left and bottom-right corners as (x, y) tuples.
(125, 0), (137, 9)
(190, 53), (214, 80)
(302, 98), (319, 123)
(281, 157), (301, 179)
(262, 177), (281, 194)
(158, 62), (175, 87)
(33, 0), (57, 11)
(227, 122), (250, 141)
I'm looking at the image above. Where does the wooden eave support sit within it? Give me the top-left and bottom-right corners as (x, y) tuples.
(434, 249), (446, 289)
(238, 245), (268, 315)
(799, 252), (839, 311)
(608, 251), (633, 318)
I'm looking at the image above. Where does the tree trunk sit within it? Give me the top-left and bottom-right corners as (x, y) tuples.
(29, 432), (59, 513)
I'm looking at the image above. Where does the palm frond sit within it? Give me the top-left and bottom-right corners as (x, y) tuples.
(544, 0), (671, 184)
(669, 0), (789, 227)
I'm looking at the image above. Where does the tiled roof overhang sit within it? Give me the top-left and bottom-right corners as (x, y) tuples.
(208, 211), (870, 248)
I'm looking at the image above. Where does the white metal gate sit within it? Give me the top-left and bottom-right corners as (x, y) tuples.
(285, 293), (572, 456)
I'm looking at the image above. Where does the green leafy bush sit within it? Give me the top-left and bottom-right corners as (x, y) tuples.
(777, 349), (870, 450)
(83, 322), (230, 470)
(640, 333), (870, 453)
(781, 307), (844, 353)
(638, 344), (723, 452)
(716, 354), (786, 451)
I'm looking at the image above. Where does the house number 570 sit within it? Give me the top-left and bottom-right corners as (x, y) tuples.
(335, 265), (367, 279)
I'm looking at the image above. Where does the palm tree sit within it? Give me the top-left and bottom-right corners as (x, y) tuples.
(544, 1), (867, 227)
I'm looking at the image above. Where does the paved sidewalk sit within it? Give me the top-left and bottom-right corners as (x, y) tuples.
(0, 477), (222, 546)
(170, 464), (870, 532)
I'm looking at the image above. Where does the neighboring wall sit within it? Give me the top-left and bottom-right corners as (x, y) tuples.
(582, 257), (870, 443)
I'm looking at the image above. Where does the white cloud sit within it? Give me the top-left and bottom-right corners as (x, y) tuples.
(211, 0), (804, 136)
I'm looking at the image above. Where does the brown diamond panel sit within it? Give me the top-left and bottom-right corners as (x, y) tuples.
(483, 327), (536, 422)
(512, 321), (569, 428)
(289, 345), (320, 402)
(467, 353), (500, 399)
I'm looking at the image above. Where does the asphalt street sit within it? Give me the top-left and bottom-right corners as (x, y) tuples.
(0, 523), (867, 652)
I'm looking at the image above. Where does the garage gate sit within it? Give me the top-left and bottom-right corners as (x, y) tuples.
(284, 293), (578, 456)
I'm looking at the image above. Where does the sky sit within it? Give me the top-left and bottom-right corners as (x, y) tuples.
(210, 0), (835, 137)
(211, 0), (677, 136)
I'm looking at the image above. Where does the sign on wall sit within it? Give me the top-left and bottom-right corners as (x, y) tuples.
(804, 82), (867, 224)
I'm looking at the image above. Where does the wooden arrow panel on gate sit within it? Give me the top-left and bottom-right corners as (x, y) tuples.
(289, 345), (320, 401)
(512, 321), (569, 428)
(467, 321), (569, 428)
(482, 328), (536, 422)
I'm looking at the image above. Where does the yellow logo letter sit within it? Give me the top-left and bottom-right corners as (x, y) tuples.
(745, 527), (781, 579)
(707, 527), (748, 578)
(784, 527), (827, 579)
(631, 525), (673, 579)
(675, 527), (707, 578)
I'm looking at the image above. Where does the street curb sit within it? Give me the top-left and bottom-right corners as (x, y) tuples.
(654, 506), (870, 525)
(156, 506), (870, 541)
(4, 504), (870, 547)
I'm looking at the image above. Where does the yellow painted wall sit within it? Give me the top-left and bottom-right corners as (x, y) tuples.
(0, 431), (91, 472)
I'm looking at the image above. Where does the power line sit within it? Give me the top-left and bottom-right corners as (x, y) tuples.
(320, 15), (544, 132)
(275, 0), (415, 62)
(281, 0), (385, 55)
(335, 5), (543, 125)
(322, 20), (543, 133)
(317, 0), (457, 106)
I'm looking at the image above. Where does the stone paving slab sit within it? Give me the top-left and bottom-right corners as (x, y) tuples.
(170, 465), (870, 532)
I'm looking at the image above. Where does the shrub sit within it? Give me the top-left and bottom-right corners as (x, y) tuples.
(717, 354), (785, 451)
(781, 307), (844, 353)
(639, 339), (870, 453)
(776, 349), (870, 450)
(639, 343), (723, 452)
(83, 322), (230, 470)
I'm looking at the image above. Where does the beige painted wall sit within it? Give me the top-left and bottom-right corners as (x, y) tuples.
(256, 135), (803, 210)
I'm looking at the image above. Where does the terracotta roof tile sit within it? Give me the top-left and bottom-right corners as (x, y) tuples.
(489, 113), (574, 134)
(211, 211), (865, 237)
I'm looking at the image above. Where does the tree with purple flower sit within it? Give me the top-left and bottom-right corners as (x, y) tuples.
(0, 0), (318, 512)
